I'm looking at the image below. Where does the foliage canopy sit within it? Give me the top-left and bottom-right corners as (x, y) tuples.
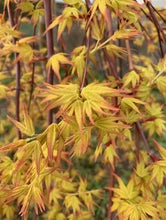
(0, 0), (166, 219)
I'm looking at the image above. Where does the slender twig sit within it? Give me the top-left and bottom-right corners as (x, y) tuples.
(156, 27), (164, 58)
(143, 1), (166, 57)
(136, 122), (153, 156)
(80, 27), (91, 91)
(44, 0), (54, 125)
(125, 40), (142, 160)
(125, 40), (134, 71)
(103, 48), (119, 80)
(144, 0), (166, 45)
(7, 2), (21, 139)
(28, 25), (37, 113)
(150, 2), (166, 23)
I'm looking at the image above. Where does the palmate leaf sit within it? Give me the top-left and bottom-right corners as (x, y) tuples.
(64, 195), (83, 215)
(65, 126), (92, 156)
(87, 0), (108, 28)
(46, 6), (81, 40)
(95, 115), (130, 132)
(121, 201), (160, 220)
(122, 70), (140, 88)
(153, 139), (166, 160)
(104, 144), (119, 169)
(39, 83), (80, 109)
(110, 175), (139, 201)
(46, 53), (72, 82)
(143, 118), (166, 138)
(81, 82), (125, 118)
(156, 76), (166, 96)
(39, 82), (126, 128)
(148, 141), (166, 188)
(110, 175), (159, 220)
(7, 104), (35, 137)
(121, 97), (146, 114)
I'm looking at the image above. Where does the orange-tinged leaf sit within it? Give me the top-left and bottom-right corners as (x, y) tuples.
(74, 100), (83, 133)
(46, 124), (57, 161)
(46, 15), (62, 33)
(22, 104), (35, 136)
(153, 139), (166, 160)
(32, 184), (45, 214)
(7, 115), (32, 136)
(0, 139), (26, 151)
(34, 141), (41, 176)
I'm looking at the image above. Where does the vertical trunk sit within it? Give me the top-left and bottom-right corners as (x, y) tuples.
(43, 0), (54, 125)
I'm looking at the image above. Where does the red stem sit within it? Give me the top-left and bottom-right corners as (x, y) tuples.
(7, 2), (21, 139)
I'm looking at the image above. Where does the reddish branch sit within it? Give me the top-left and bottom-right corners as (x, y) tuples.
(125, 39), (157, 162)
(7, 2), (21, 139)
(144, 0), (166, 57)
(44, 0), (54, 125)
(103, 48), (119, 80)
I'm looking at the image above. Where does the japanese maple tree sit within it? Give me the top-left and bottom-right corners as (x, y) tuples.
(0, 0), (166, 219)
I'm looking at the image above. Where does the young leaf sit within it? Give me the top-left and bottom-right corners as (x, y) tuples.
(121, 97), (146, 114)
(7, 116), (33, 137)
(46, 53), (72, 82)
(64, 195), (83, 215)
(104, 144), (119, 170)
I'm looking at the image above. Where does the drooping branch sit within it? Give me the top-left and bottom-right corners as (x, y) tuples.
(144, 0), (166, 48)
(7, 2), (21, 139)
(44, 0), (54, 125)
